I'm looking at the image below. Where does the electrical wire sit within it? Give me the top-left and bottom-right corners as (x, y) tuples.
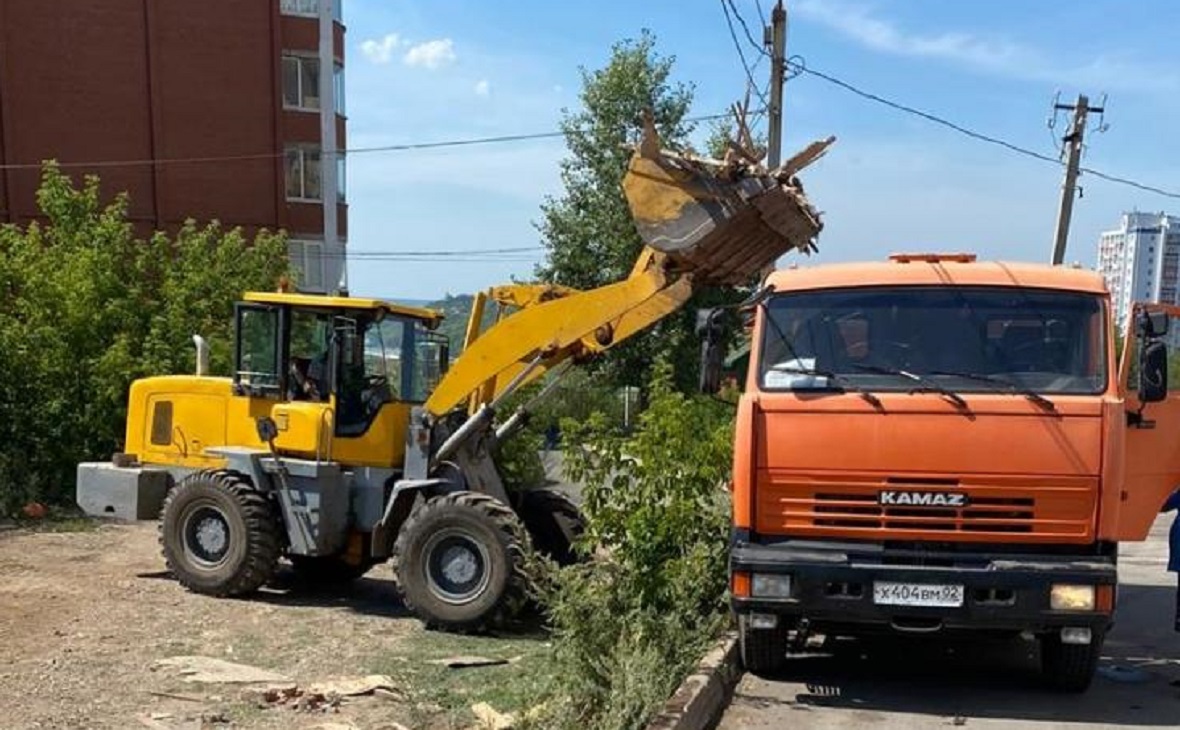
(724, 0), (769, 58)
(0, 112), (738, 171)
(720, 0), (770, 109)
(786, 58), (1180, 201)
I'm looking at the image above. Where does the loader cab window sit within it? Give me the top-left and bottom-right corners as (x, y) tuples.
(334, 313), (413, 436)
(235, 305), (282, 396)
(288, 309), (333, 402)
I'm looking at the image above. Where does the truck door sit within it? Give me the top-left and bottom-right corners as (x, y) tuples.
(1115, 303), (1180, 540)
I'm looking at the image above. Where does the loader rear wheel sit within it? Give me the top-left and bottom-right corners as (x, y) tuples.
(517, 488), (584, 566)
(392, 491), (528, 632)
(159, 470), (281, 597)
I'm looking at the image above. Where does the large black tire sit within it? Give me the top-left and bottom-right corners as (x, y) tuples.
(159, 469), (282, 597)
(740, 619), (789, 675)
(392, 491), (528, 632)
(517, 488), (585, 566)
(289, 555), (374, 586)
(1041, 629), (1104, 692)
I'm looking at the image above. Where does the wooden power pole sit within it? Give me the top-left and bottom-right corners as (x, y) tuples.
(1050, 94), (1104, 265)
(766, 1), (787, 169)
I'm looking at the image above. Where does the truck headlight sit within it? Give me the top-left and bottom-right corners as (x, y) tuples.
(752, 573), (792, 598)
(1050, 584), (1095, 611)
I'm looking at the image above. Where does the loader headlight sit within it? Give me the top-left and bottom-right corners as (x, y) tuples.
(1050, 584), (1095, 611)
(751, 573), (793, 598)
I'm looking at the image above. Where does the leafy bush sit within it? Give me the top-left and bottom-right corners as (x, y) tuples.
(528, 360), (733, 729)
(0, 165), (287, 514)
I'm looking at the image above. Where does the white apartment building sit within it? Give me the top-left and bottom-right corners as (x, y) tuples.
(1096, 211), (1180, 328)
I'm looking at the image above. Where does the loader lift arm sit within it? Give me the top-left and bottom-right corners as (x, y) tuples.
(423, 248), (692, 418)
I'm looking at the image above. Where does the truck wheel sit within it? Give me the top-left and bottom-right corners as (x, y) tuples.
(1041, 629), (1104, 692)
(392, 492), (528, 632)
(289, 555), (374, 585)
(740, 619), (789, 675)
(517, 488), (585, 566)
(159, 470), (282, 597)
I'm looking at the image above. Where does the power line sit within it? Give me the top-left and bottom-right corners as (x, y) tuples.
(787, 58), (1180, 201)
(725, 0), (769, 58)
(720, 0), (770, 109)
(0, 112), (737, 172)
(348, 246), (541, 257)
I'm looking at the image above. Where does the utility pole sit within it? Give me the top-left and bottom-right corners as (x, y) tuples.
(765, 0), (787, 169)
(1050, 94), (1104, 265)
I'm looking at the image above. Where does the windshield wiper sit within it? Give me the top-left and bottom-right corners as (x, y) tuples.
(928, 370), (1057, 412)
(768, 363), (884, 410)
(850, 363), (969, 410)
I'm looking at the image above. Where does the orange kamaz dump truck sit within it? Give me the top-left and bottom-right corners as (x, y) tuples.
(718, 253), (1180, 692)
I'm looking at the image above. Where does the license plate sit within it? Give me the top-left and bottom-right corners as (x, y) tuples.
(873, 582), (964, 607)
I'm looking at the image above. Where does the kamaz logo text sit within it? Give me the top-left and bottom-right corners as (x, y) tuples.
(878, 491), (968, 508)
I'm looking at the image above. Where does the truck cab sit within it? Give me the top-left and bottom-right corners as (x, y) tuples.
(727, 253), (1180, 691)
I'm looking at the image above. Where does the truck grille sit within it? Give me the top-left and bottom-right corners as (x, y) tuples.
(813, 492), (1035, 533)
(755, 473), (1096, 543)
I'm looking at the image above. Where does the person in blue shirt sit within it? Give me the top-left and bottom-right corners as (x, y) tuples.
(1165, 488), (1180, 632)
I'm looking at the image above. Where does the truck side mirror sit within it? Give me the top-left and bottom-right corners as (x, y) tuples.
(1143, 311), (1170, 338)
(1138, 339), (1168, 404)
(697, 308), (727, 394)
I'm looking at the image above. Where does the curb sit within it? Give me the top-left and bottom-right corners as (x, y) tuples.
(646, 632), (742, 730)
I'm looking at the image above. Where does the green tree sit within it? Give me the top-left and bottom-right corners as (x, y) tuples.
(528, 360), (733, 729)
(538, 31), (734, 393)
(0, 165), (288, 514)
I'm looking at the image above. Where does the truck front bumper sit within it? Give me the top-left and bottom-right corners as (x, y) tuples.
(731, 540), (1116, 635)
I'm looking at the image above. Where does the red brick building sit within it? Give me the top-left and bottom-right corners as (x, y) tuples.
(0, 0), (347, 292)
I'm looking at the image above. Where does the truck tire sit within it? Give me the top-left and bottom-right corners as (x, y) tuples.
(517, 488), (584, 566)
(739, 620), (789, 675)
(289, 555), (374, 585)
(392, 491), (529, 632)
(159, 470), (282, 597)
(1040, 629), (1104, 692)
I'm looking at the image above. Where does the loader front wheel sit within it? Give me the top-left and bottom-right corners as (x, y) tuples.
(517, 488), (584, 566)
(160, 470), (282, 597)
(393, 492), (528, 632)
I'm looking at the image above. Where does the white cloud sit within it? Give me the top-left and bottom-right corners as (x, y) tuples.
(793, 0), (1178, 94)
(404, 39), (457, 69)
(360, 33), (401, 65)
(474, 79), (490, 97)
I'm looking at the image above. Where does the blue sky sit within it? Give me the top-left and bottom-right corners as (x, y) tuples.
(342, 0), (1180, 302)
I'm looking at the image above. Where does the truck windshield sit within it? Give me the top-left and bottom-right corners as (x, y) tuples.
(759, 286), (1106, 395)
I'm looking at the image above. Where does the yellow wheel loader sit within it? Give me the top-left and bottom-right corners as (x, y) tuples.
(76, 130), (832, 631)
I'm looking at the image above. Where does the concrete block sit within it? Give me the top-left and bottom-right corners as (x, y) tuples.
(76, 462), (171, 520)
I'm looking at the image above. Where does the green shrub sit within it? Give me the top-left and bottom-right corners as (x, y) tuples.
(0, 165), (287, 515)
(528, 360), (733, 729)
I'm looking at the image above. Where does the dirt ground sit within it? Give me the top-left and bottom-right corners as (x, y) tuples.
(0, 521), (550, 730)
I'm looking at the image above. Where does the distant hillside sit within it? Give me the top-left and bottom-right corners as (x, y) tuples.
(424, 293), (496, 354)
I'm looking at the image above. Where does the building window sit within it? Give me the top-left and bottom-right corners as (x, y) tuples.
(334, 63), (346, 116)
(285, 146), (322, 201)
(282, 55), (320, 111)
(280, 0), (341, 20)
(289, 240), (325, 291)
(336, 153), (346, 202)
(280, 0), (318, 17)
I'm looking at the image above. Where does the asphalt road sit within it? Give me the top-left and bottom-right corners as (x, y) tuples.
(719, 516), (1180, 729)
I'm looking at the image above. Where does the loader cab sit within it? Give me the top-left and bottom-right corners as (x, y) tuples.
(234, 292), (447, 465)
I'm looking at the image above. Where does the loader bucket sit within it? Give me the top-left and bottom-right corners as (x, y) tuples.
(622, 133), (831, 286)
